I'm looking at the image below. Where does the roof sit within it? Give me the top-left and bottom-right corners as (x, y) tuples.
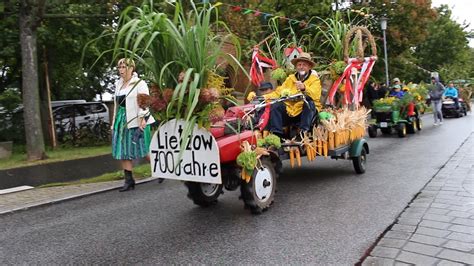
(284, 47), (303, 57)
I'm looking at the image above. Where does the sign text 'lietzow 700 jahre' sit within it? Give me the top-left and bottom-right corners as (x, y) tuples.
(149, 119), (222, 184)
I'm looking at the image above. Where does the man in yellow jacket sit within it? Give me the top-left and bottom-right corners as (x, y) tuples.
(264, 52), (322, 137)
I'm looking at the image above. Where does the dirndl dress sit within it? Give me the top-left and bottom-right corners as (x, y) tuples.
(112, 96), (151, 160)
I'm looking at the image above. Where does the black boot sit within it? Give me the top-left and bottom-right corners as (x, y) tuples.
(119, 170), (135, 192)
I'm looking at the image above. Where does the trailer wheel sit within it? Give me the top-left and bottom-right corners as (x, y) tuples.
(352, 146), (367, 174)
(368, 125), (377, 138)
(240, 157), (277, 214)
(185, 182), (223, 207)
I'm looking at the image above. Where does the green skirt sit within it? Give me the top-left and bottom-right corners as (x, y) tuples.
(112, 106), (151, 160)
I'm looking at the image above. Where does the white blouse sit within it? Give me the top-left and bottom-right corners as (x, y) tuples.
(112, 73), (156, 128)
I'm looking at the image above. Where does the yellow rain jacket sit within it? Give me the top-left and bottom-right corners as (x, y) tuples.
(264, 73), (322, 117)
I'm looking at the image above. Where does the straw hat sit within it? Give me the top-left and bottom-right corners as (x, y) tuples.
(291, 52), (316, 68)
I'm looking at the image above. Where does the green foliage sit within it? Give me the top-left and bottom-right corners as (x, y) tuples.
(318, 111), (334, 121)
(415, 5), (472, 81)
(305, 9), (375, 75)
(102, 0), (245, 158)
(0, 89), (24, 142)
(372, 96), (400, 111)
(257, 134), (281, 149)
(270, 68), (287, 82)
(0, 13), (21, 93)
(0, 89), (21, 112)
(236, 150), (257, 175)
(359, 0), (436, 82)
(0, 144), (111, 170)
(311, 12), (350, 61)
(108, 0), (239, 89)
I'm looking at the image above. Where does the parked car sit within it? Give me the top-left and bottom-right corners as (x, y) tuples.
(51, 100), (86, 109)
(53, 102), (110, 137)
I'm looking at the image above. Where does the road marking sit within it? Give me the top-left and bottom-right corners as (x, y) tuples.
(0, 186), (34, 195)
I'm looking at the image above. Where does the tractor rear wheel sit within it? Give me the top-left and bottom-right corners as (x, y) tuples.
(185, 182), (223, 207)
(397, 123), (407, 138)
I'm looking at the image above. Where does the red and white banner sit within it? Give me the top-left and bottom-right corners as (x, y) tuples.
(327, 56), (377, 107)
(249, 47), (277, 86)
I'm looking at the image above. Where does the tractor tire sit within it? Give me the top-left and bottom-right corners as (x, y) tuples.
(368, 125), (377, 138)
(406, 122), (416, 134)
(352, 146), (367, 174)
(397, 123), (407, 138)
(185, 182), (223, 207)
(240, 157), (277, 215)
(416, 118), (422, 131)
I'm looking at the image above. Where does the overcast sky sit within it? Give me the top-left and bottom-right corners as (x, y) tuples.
(431, 0), (473, 47)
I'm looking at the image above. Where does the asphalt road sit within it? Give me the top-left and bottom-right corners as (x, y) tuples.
(0, 113), (472, 264)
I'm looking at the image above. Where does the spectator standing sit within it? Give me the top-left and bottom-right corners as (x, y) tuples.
(111, 58), (156, 192)
(365, 81), (378, 108)
(429, 77), (445, 126)
(378, 83), (389, 99)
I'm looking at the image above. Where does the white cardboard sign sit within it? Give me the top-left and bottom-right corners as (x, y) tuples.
(149, 119), (222, 184)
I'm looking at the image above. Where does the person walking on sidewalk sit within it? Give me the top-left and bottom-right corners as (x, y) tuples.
(428, 76), (445, 126)
(111, 58), (156, 192)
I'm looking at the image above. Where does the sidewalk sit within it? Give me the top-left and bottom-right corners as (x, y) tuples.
(363, 133), (474, 265)
(0, 177), (159, 215)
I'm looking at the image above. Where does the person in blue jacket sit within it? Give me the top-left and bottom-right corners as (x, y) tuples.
(443, 82), (459, 109)
(389, 84), (405, 98)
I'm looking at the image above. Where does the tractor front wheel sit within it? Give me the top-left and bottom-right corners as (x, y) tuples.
(240, 157), (278, 214)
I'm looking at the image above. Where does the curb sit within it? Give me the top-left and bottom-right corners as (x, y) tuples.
(0, 176), (161, 216)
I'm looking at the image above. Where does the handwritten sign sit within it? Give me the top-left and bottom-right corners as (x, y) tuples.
(149, 119), (222, 184)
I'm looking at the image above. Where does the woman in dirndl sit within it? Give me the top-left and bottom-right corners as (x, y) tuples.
(112, 58), (155, 192)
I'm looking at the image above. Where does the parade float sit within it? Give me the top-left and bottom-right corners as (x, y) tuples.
(111, 1), (377, 214)
(368, 83), (428, 138)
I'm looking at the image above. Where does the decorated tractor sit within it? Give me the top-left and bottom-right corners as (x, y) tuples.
(368, 97), (421, 138)
(149, 94), (369, 214)
(148, 26), (375, 214)
(368, 85), (427, 138)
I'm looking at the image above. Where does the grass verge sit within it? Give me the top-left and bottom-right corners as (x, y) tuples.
(0, 145), (111, 170)
(39, 163), (152, 188)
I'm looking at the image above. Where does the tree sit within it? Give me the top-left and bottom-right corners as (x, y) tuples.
(353, 0), (437, 83)
(415, 5), (473, 82)
(1, 1), (141, 148)
(19, 0), (46, 160)
(0, 2), (22, 93)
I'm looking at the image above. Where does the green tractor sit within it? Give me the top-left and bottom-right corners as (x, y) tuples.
(368, 99), (422, 138)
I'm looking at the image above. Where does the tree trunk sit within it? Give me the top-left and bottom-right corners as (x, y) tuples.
(20, 0), (46, 161)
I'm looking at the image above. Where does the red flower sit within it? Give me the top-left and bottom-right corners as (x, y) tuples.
(162, 88), (174, 104)
(209, 105), (225, 123)
(137, 93), (152, 109)
(199, 87), (220, 104)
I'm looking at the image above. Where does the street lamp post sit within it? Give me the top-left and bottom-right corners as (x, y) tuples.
(380, 16), (389, 87)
